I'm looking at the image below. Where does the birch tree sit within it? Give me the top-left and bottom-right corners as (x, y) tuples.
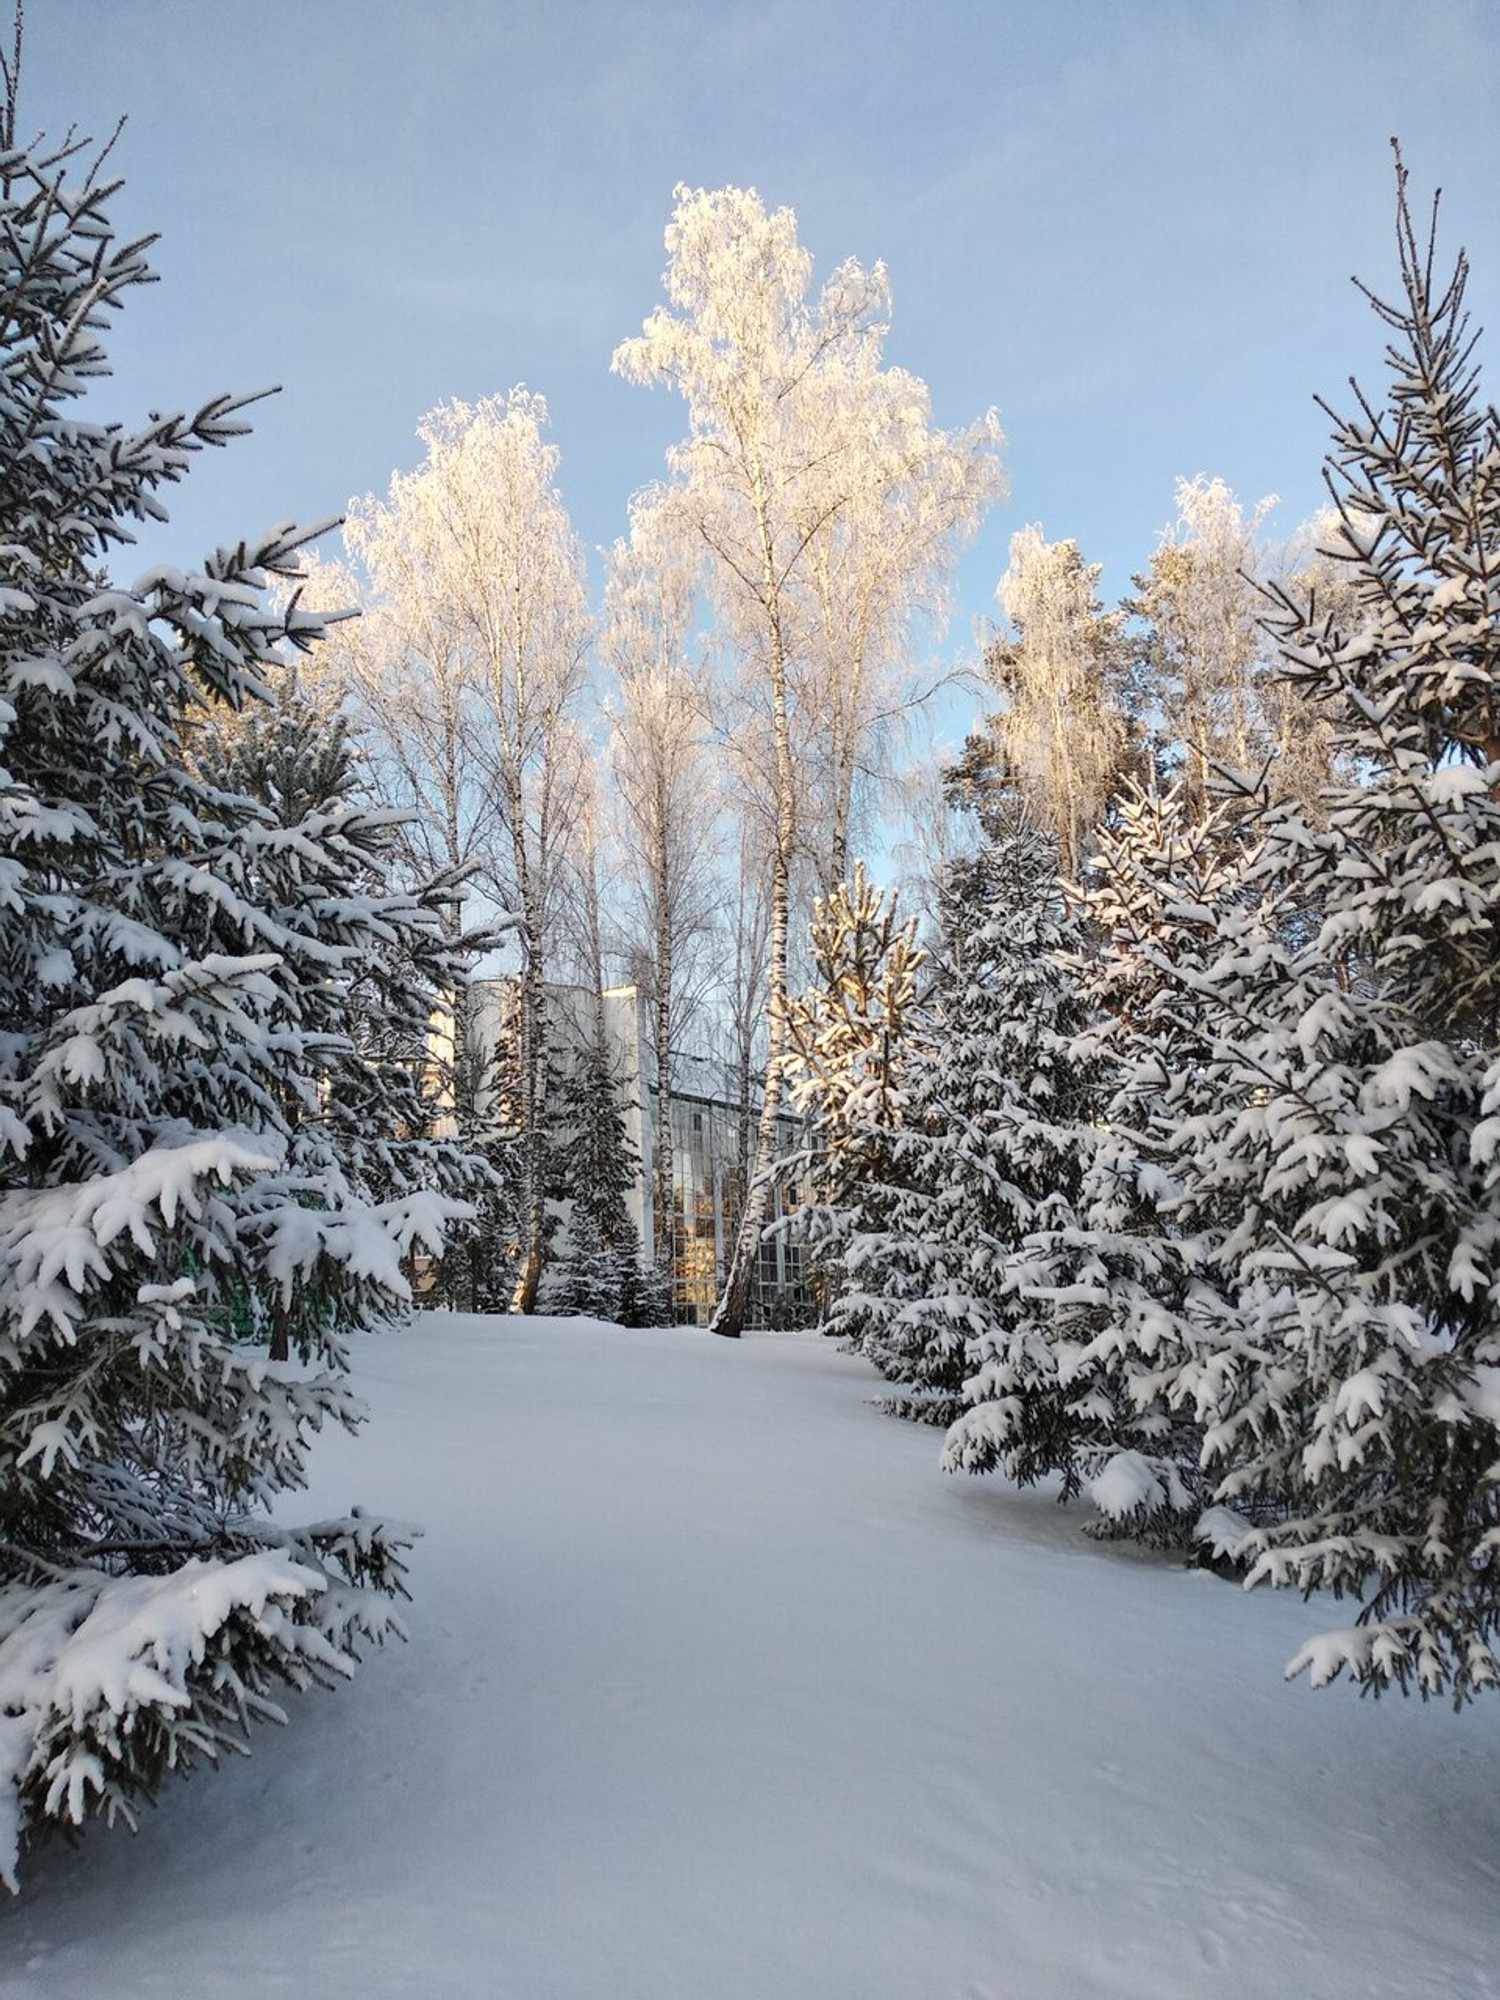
(1128, 476), (1278, 820)
(798, 361), (1003, 890)
(720, 815), (774, 1239)
(983, 526), (1133, 879)
(307, 536), (488, 912)
(1261, 508), (1358, 818)
(332, 392), (590, 1311)
(614, 184), (1002, 1334)
(602, 496), (721, 1274)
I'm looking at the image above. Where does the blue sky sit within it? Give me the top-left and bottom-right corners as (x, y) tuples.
(24, 1), (1500, 716)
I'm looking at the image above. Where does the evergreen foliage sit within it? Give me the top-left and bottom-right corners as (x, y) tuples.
(782, 863), (925, 1333)
(935, 155), (1500, 1699)
(546, 1029), (667, 1324)
(943, 783), (1248, 1544)
(1076, 154), (1500, 1696)
(0, 135), (476, 1884)
(834, 820), (1096, 1424)
(437, 1010), (525, 1316)
(190, 674), (494, 1337)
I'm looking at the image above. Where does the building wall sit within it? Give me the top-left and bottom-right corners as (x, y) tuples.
(466, 976), (810, 1325)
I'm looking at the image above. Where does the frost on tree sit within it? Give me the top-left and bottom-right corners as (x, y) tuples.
(981, 526), (1134, 879)
(0, 137), (476, 1887)
(1142, 151), (1500, 1699)
(601, 497), (721, 1289)
(614, 184), (1002, 1336)
(331, 392), (591, 1315)
(1125, 477), (1281, 824)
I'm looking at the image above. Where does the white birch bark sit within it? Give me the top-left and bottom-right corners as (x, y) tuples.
(614, 185), (1003, 1334)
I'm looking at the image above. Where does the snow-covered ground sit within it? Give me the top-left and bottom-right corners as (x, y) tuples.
(3, 1313), (1498, 1999)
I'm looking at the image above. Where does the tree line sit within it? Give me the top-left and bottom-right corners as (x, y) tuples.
(294, 190), (1362, 1340)
(785, 148), (1500, 1704)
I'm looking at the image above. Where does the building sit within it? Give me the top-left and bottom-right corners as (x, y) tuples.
(467, 978), (811, 1326)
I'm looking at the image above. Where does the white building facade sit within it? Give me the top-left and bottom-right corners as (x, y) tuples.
(468, 978), (811, 1326)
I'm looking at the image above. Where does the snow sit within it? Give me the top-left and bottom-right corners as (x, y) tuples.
(3, 1311), (1498, 1998)
(1, 1134), (281, 1338)
(1087, 1448), (1170, 1520)
(1195, 1504), (1252, 1561)
(0, 1554), (334, 1891)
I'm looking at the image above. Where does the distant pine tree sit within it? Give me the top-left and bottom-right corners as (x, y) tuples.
(546, 1027), (665, 1323)
(443, 1011), (526, 1314)
(613, 1242), (673, 1329)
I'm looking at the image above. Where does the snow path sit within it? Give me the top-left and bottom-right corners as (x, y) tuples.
(4, 1312), (1499, 1998)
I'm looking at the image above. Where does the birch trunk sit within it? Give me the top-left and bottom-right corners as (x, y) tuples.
(651, 789), (676, 1277)
(710, 583), (793, 1337)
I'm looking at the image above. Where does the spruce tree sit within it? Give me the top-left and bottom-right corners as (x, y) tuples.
(1139, 152), (1500, 1697)
(440, 1014), (525, 1314)
(782, 863), (926, 1334)
(191, 673), (494, 1344)
(836, 819), (1095, 1423)
(944, 783), (1247, 1545)
(0, 134), (474, 1885)
(545, 1029), (657, 1323)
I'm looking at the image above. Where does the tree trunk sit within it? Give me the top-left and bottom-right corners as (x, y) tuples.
(511, 1238), (543, 1315)
(828, 774), (851, 897)
(709, 839), (790, 1336)
(711, 610), (795, 1339)
(652, 823), (675, 1288)
(510, 899), (548, 1313)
